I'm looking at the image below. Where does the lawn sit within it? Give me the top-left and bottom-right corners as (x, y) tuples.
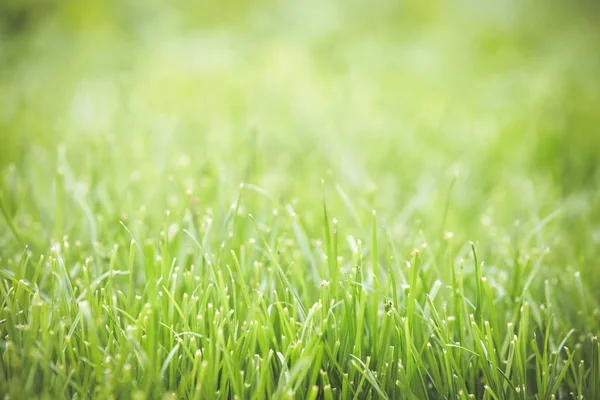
(1, 1), (599, 399)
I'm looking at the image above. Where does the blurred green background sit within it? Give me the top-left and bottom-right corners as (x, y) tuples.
(1, 0), (599, 282)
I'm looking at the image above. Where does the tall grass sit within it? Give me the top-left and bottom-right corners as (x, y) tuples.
(1, 0), (599, 398)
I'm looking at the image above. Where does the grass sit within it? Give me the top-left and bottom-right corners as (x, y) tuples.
(1, 1), (600, 399)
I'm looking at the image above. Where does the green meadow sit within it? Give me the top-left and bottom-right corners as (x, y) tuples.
(1, 1), (599, 398)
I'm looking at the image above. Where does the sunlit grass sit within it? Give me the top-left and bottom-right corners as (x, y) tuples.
(1, 1), (600, 399)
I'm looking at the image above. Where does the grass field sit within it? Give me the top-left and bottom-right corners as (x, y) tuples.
(1, 1), (600, 399)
